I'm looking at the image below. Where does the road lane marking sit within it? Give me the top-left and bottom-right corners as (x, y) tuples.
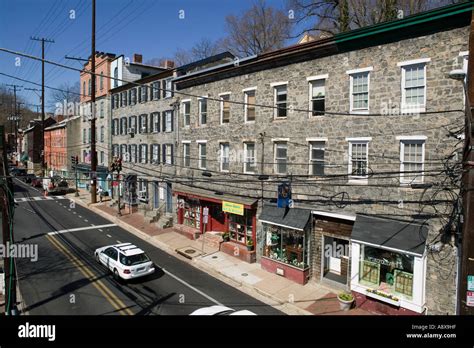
(107, 234), (112, 238)
(162, 268), (223, 306)
(84, 219), (88, 222)
(46, 234), (133, 315)
(14, 196), (68, 203)
(47, 223), (117, 236)
(98, 229), (103, 232)
(116, 240), (121, 243)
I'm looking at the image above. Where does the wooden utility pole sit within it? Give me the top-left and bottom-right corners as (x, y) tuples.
(459, 8), (474, 315)
(30, 37), (54, 177)
(5, 84), (22, 154)
(90, 0), (97, 203)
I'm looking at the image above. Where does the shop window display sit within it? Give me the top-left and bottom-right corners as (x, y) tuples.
(183, 201), (201, 229)
(263, 224), (309, 269)
(229, 212), (253, 244)
(359, 245), (414, 298)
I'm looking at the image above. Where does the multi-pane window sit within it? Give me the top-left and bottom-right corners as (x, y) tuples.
(150, 144), (160, 164)
(220, 143), (230, 172)
(183, 143), (190, 167)
(400, 140), (425, 184)
(88, 79), (91, 95)
(165, 79), (173, 98)
(129, 116), (137, 133)
(199, 98), (207, 125)
(100, 72), (104, 90)
(349, 141), (369, 178)
(88, 128), (91, 143)
(199, 143), (207, 169)
(183, 101), (191, 127)
(100, 151), (104, 165)
(113, 67), (118, 88)
(120, 117), (127, 135)
(139, 114), (148, 133)
(310, 80), (325, 116)
(152, 82), (160, 100)
(350, 72), (369, 112)
(402, 63), (426, 111)
(309, 141), (325, 175)
(100, 126), (104, 143)
(163, 144), (173, 165)
(244, 142), (256, 173)
(139, 144), (148, 164)
(244, 90), (256, 122)
(274, 142), (288, 174)
(274, 85), (287, 118)
(121, 91), (127, 107)
(131, 88), (137, 105)
(164, 111), (173, 132)
(220, 94), (230, 124)
(120, 144), (127, 161)
(130, 144), (137, 163)
(151, 112), (160, 133)
(112, 144), (119, 158)
(100, 101), (104, 118)
(141, 85), (148, 103)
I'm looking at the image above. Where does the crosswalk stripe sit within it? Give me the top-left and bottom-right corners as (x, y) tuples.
(14, 196), (69, 203)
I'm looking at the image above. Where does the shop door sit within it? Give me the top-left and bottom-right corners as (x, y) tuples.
(209, 203), (226, 232)
(153, 182), (159, 209)
(322, 236), (349, 285)
(165, 183), (172, 213)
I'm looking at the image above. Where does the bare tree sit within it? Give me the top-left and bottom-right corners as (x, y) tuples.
(287, 0), (455, 37)
(171, 38), (224, 67)
(223, 0), (292, 57)
(50, 81), (80, 105)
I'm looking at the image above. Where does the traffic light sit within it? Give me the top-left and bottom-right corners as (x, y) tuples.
(71, 155), (79, 165)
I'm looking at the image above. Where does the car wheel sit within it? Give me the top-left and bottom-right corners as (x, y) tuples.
(113, 269), (120, 280)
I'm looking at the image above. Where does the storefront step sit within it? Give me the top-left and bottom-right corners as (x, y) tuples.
(174, 224), (201, 240)
(220, 241), (256, 264)
(197, 232), (223, 249)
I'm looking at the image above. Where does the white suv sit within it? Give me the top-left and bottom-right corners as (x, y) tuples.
(95, 243), (155, 280)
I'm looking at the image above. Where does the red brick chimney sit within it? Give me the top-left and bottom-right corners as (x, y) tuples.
(163, 60), (175, 69)
(133, 54), (143, 64)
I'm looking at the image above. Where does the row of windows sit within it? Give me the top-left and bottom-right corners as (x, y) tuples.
(180, 138), (426, 184)
(111, 79), (173, 109)
(81, 101), (105, 120)
(82, 150), (106, 165)
(82, 127), (105, 143)
(82, 72), (106, 96)
(112, 144), (174, 165)
(112, 111), (174, 135)
(178, 59), (430, 127)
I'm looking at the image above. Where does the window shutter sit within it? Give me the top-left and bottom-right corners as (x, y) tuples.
(170, 144), (174, 165)
(162, 80), (166, 98)
(149, 144), (154, 163)
(171, 82), (174, 97)
(162, 144), (166, 164)
(171, 111), (174, 132)
(144, 114), (148, 133)
(162, 112), (166, 132)
(149, 85), (153, 101)
(157, 112), (161, 132)
(144, 86), (148, 102)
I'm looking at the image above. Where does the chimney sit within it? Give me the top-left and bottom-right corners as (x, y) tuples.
(133, 54), (143, 64)
(163, 60), (175, 69)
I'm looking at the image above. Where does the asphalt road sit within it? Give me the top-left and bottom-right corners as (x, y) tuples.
(12, 179), (283, 316)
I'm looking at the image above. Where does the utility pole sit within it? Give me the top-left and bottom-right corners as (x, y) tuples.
(6, 84), (22, 154)
(90, 0), (97, 204)
(459, 8), (474, 315)
(31, 37), (54, 178)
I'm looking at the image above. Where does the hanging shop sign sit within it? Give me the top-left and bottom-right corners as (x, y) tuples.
(277, 182), (292, 208)
(468, 275), (474, 291)
(467, 291), (474, 307)
(222, 201), (244, 216)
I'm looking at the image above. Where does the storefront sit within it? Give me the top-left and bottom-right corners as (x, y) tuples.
(259, 205), (311, 285)
(350, 214), (428, 314)
(174, 187), (258, 262)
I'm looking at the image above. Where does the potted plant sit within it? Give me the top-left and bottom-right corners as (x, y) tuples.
(337, 292), (354, 311)
(222, 232), (230, 242)
(247, 238), (254, 251)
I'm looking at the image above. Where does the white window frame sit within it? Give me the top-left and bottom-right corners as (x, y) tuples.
(272, 82), (288, 119)
(398, 59), (430, 113)
(182, 99), (191, 127)
(165, 79), (172, 98)
(347, 137), (371, 182)
(219, 92), (231, 124)
(151, 144), (160, 164)
(274, 141), (288, 175)
(165, 144), (173, 165)
(197, 141), (207, 170)
(397, 136), (426, 185)
(244, 142), (257, 174)
(152, 112), (160, 133)
(243, 87), (257, 123)
(308, 140), (326, 176)
(347, 67), (372, 115)
(165, 111), (172, 132)
(307, 74), (328, 117)
(198, 97), (207, 126)
(182, 141), (191, 167)
(220, 143), (230, 172)
(140, 144), (148, 164)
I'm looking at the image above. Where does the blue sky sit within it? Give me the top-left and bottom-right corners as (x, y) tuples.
(0, 0), (296, 111)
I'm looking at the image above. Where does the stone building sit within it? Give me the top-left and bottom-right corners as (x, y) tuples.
(171, 3), (471, 315)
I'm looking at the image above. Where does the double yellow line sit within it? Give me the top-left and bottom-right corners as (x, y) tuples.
(46, 234), (134, 315)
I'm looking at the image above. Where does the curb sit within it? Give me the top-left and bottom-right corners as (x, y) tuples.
(68, 194), (314, 316)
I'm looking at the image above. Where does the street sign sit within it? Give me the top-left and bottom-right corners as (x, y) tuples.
(467, 291), (474, 307)
(202, 207), (209, 224)
(468, 275), (474, 291)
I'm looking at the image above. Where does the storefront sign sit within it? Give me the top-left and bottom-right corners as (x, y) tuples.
(222, 201), (244, 216)
(467, 291), (474, 307)
(203, 207), (209, 224)
(277, 183), (292, 208)
(468, 275), (474, 291)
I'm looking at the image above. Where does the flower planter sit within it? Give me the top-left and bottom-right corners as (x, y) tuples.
(337, 294), (354, 311)
(365, 290), (400, 307)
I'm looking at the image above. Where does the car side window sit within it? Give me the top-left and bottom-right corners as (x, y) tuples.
(119, 253), (127, 265)
(109, 248), (118, 261)
(104, 247), (114, 257)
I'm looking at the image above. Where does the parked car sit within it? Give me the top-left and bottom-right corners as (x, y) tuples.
(10, 168), (27, 177)
(23, 174), (36, 183)
(189, 305), (257, 315)
(94, 243), (155, 280)
(31, 177), (43, 188)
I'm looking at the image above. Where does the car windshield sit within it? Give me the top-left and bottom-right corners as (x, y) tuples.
(119, 252), (150, 266)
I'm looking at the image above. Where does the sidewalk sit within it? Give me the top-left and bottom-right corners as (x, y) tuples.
(68, 190), (373, 315)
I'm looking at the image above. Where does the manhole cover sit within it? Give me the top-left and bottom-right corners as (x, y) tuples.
(184, 249), (196, 254)
(212, 256), (218, 259)
(241, 273), (248, 277)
